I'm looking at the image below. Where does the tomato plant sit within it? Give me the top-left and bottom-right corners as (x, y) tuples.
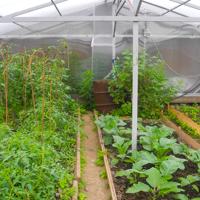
(0, 45), (79, 199)
(108, 51), (177, 119)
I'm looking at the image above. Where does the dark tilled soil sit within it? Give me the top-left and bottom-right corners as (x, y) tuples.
(103, 122), (200, 200)
(112, 160), (200, 200)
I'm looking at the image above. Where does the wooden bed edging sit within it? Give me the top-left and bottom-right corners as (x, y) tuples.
(94, 110), (118, 200)
(72, 108), (81, 200)
(162, 117), (200, 150)
(168, 106), (200, 136)
(172, 96), (200, 104)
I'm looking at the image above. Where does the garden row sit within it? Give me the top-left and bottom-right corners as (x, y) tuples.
(84, 51), (200, 200)
(95, 114), (200, 200)
(0, 45), (80, 199)
(166, 104), (200, 146)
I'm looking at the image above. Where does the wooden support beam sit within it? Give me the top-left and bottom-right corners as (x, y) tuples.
(172, 96), (200, 104)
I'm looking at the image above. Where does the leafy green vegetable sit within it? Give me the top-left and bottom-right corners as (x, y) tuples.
(112, 102), (132, 116)
(95, 115), (127, 145)
(127, 167), (183, 199)
(96, 114), (200, 199)
(127, 182), (150, 193)
(112, 136), (131, 162)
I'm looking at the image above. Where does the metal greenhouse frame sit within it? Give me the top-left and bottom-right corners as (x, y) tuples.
(1, 0), (200, 149)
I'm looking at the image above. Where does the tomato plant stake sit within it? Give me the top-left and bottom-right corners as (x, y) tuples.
(3, 62), (8, 124)
(27, 53), (36, 117)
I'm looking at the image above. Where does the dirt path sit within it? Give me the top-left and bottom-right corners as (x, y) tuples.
(82, 113), (111, 200)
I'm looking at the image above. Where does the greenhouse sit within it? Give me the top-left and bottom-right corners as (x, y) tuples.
(0, 0), (200, 199)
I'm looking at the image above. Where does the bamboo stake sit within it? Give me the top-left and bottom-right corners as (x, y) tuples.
(3, 62), (8, 124)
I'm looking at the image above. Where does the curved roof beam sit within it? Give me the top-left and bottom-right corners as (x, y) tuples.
(161, 0), (191, 15)
(1, 0), (67, 35)
(5, 0), (68, 18)
(170, 0), (200, 10)
(142, 1), (187, 17)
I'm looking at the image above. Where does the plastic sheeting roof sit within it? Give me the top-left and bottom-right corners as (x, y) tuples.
(1, 0), (200, 36)
(0, 0), (105, 16)
(1, 0), (200, 17)
(141, 0), (200, 17)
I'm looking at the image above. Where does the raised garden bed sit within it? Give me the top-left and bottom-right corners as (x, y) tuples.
(94, 113), (200, 200)
(174, 104), (200, 125)
(166, 106), (200, 144)
(162, 117), (200, 150)
(0, 46), (80, 200)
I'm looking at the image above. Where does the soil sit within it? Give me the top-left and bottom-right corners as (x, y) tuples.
(110, 152), (200, 200)
(82, 113), (111, 200)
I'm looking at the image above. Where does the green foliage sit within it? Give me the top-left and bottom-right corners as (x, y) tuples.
(95, 114), (128, 145)
(127, 167), (183, 200)
(138, 53), (176, 119)
(78, 192), (87, 200)
(112, 102), (132, 116)
(112, 136), (131, 163)
(79, 69), (95, 110)
(100, 170), (107, 179)
(108, 51), (132, 104)
(139, 125), (182, 158)
(0, 45), (79, 199)
(166, 110), (200, 139)
(108, 51), (177, 119)
(176, 104), (200, 125)
(96, 114), (200, 199)
(179, 175), (200, 189)
(95, 150), (105, 167)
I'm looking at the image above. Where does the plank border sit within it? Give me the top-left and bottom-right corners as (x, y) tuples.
(72, 108), (81, 200)
(94, 110), (118, 200)
(168, 106), (200, 136)
(162, 117), (200, 149)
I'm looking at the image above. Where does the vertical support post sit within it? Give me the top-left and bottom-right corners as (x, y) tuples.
(91, 3), (96, 72)
(91, 38), (94, 72)
(112, 3), (116, 67)
(132, 22), (139, 150)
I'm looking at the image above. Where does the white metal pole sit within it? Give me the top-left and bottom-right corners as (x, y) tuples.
(91, 3), (96, 72)
(132, 22), (139, 150)
(112, 3), (116, 67)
